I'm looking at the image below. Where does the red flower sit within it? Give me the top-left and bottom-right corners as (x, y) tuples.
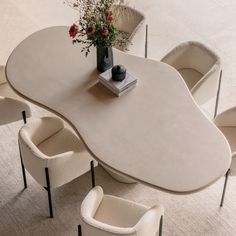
(107, 16), (113, 24)
(69, 24), (78, 38)
(86, 26), (96, 36)
(102, 28), (109, 37)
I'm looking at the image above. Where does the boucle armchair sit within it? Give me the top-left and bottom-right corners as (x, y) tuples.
(0, 96), (31, 193)
(79, 186), (164, 236)
(161, 41), (222, 119)
(19, 116), (96, 218)
(112, 5), (146, 57)
(214, 107), (236, 206)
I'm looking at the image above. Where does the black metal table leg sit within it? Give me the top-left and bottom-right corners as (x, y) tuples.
(18, 141), (27, 189)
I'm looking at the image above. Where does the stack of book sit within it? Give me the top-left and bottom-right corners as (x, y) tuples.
(99, 69), (137, 96)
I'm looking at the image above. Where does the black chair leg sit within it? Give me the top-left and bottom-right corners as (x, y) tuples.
(90, 161), (96, 188)
(22, 110), (27, 124)
(45, 168), (53, 218)
(214, 70), (222, 119)
(19, 112), (27, 189)
(18, 142), (27, 189)
(220, 169), (230, 207)
(159, 215), (163, 236)
(145, 24), (148, 59)
(78, 225), (82, 236)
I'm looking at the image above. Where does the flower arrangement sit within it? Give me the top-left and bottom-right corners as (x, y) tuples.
(66, 0), (129, 56)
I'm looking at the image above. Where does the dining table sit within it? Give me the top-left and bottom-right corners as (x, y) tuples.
(5, 26), (231, 194)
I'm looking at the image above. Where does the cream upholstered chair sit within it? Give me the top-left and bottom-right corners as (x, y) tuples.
(161, 41), (222, 119)
(78, 186), (164, 236)
(19, 116), (96, 218)
(0, 96), (31, 190)
(214, 107), (236, 207)
(112, 5), (146, 57)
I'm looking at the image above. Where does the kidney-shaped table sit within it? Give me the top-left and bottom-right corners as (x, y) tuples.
(6, 26), (231, 194)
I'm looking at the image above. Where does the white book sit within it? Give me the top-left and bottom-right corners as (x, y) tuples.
(99, 69), (137, 95)
(100, 79), (136, 94)
(100, 79), (136, 96)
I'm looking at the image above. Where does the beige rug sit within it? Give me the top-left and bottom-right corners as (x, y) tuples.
(1, 0), (236, 235)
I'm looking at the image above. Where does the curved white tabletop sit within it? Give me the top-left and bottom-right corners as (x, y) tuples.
(6, 26), (231, 194)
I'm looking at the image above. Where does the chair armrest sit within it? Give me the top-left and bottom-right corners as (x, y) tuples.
(46, 149), (96, 188)
(81, 186), (104, 219)
(134, 204), (164, 236)
(161, 42), (189, 67)
(18, 133), (49, 187)
(191, 63), (221, 106)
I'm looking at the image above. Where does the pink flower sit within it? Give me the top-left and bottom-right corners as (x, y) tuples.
(102, 28), (109, 37)
(69, 24), (78, 38)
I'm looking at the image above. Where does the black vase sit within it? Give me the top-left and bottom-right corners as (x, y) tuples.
(96, 47), (113, 72)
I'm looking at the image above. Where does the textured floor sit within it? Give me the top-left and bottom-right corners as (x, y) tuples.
(1, 0), (236, 235)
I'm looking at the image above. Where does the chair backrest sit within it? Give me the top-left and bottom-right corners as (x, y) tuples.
(112, 5), (145, 39)
(22, 116), (64, 145)
(112, 5), (145, 56)
(161, 41), (220, 75)
(0, 96), (31, 125)
(19, 117), (64, 187)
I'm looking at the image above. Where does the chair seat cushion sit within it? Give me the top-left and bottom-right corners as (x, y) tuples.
(178, 68), (203, 90)
(94, 195), (148, 228)
(38, 127), (82, 156)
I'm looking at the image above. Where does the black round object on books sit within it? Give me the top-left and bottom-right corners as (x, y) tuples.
(112, 65), (126, 81)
